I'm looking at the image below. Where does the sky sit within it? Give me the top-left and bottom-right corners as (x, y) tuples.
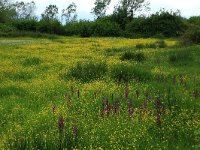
(13, 0), (200, 19)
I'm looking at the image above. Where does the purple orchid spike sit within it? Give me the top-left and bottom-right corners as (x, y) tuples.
(139, 103), (143, 114)
(52, 104), (56, 114)
(58, 116), (64, 132)
(156, 112), (161, 126)
(128, 99), (134, 116)
(105, 100), (110, 117)
(114, 100), (119, 114)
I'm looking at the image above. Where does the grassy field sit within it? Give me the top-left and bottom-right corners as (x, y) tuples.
(0, 37), (200, 149)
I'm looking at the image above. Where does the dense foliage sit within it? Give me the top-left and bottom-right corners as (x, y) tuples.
(0, 0), (198, 39)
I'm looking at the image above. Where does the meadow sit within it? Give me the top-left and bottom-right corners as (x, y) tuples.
(0, 36), (200, 149)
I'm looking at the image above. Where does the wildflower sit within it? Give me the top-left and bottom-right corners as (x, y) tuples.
(156, 112), (161, 126)
(139, 103), (143, 114)
(114, 100), (119, 115)
(105, 100), (110, 117)
(145, 91), (151, 102)
(128, 99), (134, 116)
(58, 116), (64, 132)
(52, 104), (56, 114)
(155, 97), (161, 114)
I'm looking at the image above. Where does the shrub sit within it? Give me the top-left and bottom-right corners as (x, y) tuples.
(12, 19), (38, 32)
(125, 10), (186, 37)
(67, 61), (107, 82)
(37, 19), (65, 35)
(93, 19), (121, 37)
(0, 23), (16, 32)
(110, 64), (152, 82)
(188, 16), (200, 26)
(181, 25), (200, 45)
(65, 20), (93, 37)
(121, 52), (146, 62)
(169, 50), (193, 65)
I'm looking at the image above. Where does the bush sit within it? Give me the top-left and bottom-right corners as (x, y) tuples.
(169, 50), (193, 65)
(110, 64), (152, 82)
(188, 16), (200, 26)
(12, 19), (38, 32)
(93, 19), (121, 37)
(120, 52), (146, 62)
(0, 23), (16, 32)
(37, 19), (65, 35)
(125, 10), (186, 37)
(66, 61), (107, 82)
(181, 25), (200, 45)
(65, 20), (94, 37)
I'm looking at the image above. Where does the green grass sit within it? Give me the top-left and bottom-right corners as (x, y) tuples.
(22, 57), (42, 67)
(120, 51), (146, 62)
(0, 37), (199, 149)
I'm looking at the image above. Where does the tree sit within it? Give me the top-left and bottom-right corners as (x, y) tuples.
(91, 0), (111, 18)
(41, 4), (59, 20)
(114, 0), (150, 18)
(112, 0), (150, 29)
(62, 2), (77, 24)
(14, 1), (36, 19)
(0, 0), (16, 23)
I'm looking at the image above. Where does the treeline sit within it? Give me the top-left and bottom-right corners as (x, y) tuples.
(0, 0), (200, 40)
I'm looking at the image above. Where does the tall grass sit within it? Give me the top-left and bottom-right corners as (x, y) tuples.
(66, 61), (107, 82)
(169, 49), (193, 65)
(120, 52), (146, 62)
(110, 64), (152, 82)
